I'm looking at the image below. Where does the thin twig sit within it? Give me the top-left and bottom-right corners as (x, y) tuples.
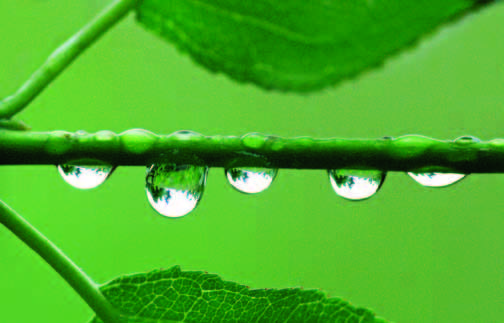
(0, 129), (503, 173)
(0, 0), (141, 119)
(0, 200), (121, 323)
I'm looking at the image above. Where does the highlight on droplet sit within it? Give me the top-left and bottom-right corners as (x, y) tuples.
(145, 163), (208, 218)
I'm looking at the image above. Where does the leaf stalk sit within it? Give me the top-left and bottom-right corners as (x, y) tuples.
(0, 0), (142, 119)
(0, 200), (121, 323)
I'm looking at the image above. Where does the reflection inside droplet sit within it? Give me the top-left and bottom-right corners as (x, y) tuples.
(146, 164), (208, 217)
(57, 164), (113, 189)
(407, 172), (466, 187)
(328, 169), (386, 200)
(225, 167), (277, 194)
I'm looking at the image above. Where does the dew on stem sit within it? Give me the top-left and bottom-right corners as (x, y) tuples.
(328, 169), (386, 201)
(225, 167), (278, 194)
(145, 163), (208, 218)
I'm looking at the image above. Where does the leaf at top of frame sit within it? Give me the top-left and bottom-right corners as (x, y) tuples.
(135, 0), (498, 92)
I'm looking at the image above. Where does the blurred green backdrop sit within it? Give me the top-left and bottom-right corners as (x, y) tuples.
(1, 1), (503, 322)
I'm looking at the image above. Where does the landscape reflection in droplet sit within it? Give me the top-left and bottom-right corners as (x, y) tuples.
(328, 169), (386, 200)
(407, 172), (466, 187)
(225, 167), (278, 194)
(145, 164), (208, 218)
(57, 164), (113, 189)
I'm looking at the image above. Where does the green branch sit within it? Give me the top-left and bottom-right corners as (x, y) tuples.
(0, 129), (503, 173)
(0, 0), (141, 119)
(0, 200), (121, 323)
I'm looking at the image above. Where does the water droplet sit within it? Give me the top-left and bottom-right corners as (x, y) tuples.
(173, 130), (201, 136)
(241, 133), (267, 150)
(57, 164), (113, 189)
(146, 164), (208, 218)
(328, 169), (386, 200)
(407, 172), (466, 187)
(455, 135), (480, 142)
(120, 129), (157, 154)
(94, 130), (117, 142)
(225, 167), (278, 194)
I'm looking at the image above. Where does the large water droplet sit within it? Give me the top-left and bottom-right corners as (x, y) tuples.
(146, 164), (208, 218)
(328, 169), (386, 200)
(225, 167), (277, 194)
(57, 164), (113, 189)
(407, 172), (466, 187)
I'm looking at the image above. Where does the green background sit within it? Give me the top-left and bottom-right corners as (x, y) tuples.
(1, 1), (503, 322)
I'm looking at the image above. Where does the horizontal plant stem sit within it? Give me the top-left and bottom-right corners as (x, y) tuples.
(0, 0), (141, 119)
(0, 129), (503, 173)
(0, 200), (121, 323)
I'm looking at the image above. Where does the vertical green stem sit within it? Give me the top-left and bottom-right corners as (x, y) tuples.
(0, 0), (142, 119)
(0, 200), (121, 323)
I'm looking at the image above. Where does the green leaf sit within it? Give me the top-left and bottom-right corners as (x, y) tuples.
(135, 0), (497, 92)
(91, 265), (388, 322)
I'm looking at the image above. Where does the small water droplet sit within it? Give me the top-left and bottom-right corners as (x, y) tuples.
(173, 130), (200, 136)
(57, 164), (113, 189)
(241, 133), (267, 150)
(328, 169), (386, 200)
(225, 167), (277, 194)
(146, 164), (208, 218)
(453, 135), (481, 145)
(407, 172), (465, 187)
(120, 129), (157, 154)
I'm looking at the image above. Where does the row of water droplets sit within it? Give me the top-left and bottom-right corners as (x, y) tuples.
(57, 165), (466, 217)
(328, 135), (479, 200)
(328, 169), (466, 200)
(328, 136), (481, 201)
(58, 163), (278, 217)
(56, 135), (477, 217)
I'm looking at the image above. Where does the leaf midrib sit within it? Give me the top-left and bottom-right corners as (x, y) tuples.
(184, 0), (337, 44)
(140, 6), (350, 84)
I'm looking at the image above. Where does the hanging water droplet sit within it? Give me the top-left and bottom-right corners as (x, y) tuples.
(145, 164), (208, 218)
(407, 172), (466, 187)
(328, 169), (386, 200)
(57, 164), (113, 189)
(225, 167), (278, 194)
